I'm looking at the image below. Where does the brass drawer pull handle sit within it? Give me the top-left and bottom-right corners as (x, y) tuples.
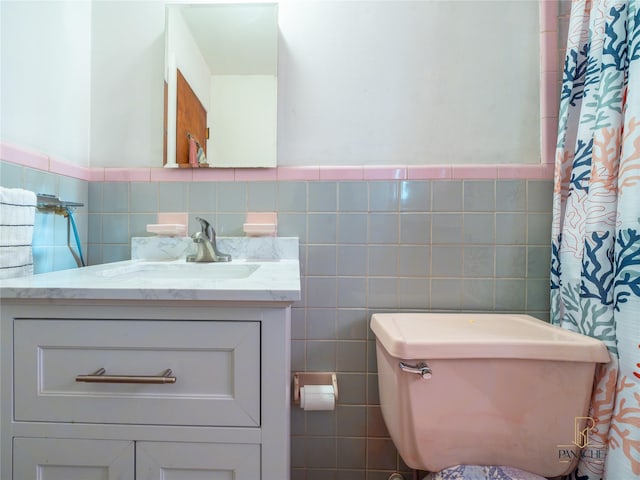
(76, 368), (177, 384)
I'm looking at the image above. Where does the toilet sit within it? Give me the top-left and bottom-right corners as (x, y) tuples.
(371, 313), (610, 479)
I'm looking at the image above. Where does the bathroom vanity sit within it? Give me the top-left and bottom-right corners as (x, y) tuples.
(0, 238), (300, 479)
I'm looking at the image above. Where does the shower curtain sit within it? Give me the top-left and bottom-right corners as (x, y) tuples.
(550, 1), (640, 479)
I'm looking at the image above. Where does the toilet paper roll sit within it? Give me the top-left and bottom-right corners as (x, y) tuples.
(300, 385), (335, 411)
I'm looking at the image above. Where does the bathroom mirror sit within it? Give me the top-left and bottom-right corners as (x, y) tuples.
(164, 2), (278, 169)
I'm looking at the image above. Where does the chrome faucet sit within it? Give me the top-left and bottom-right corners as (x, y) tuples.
(186, 217), (231, 263)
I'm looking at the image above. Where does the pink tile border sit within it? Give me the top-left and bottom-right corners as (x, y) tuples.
(0, 142), (49, 172)
(497, 164), (554, 179)
(452, 165), (498, 179)
(277, 166), (320, 181)
(235, 168), (278, 181)
(541, 117), (559, 165)
(407, 166), (452, 179)
(48, 156), (91, 180)
(540, 71), (560, 119)
(88, 168), (105, 182)
(540, 0), (558, 33)
(363, 166), (407, 180)
(1, 156), (556, 185)
(192, 167), (235, 182)
(150, 167), (193, 182)
(540, 31), (559, 73)
(540, 0), (560, 168)
(104, 168), (151, 182)
(319, 166), (363, 180)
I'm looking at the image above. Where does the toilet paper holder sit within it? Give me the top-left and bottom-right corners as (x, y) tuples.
(292, 372), (338, 406)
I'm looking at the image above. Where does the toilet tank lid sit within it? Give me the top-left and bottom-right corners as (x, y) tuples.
(370, 313), (610, 363)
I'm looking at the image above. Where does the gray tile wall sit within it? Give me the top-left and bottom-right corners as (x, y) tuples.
(0, 161), (89, 273)
(88, 178), (553, 479)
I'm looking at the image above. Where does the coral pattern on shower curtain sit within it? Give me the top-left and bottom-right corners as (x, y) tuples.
(551, 1), (640, 479)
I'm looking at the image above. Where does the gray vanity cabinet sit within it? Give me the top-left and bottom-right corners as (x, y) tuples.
(14, 438), (134, 480)
(1, 301), (291, 480)
(14, 438), (260, 480)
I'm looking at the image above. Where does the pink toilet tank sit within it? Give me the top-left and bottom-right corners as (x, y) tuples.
(371, 313), (610, 477)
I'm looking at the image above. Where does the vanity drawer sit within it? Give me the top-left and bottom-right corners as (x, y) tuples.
(14, 319), (260, 427)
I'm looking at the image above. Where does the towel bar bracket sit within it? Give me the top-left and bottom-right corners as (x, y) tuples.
(36, 193), (84, 211)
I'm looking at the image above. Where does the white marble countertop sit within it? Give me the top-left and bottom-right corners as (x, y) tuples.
(0, 237), (301, 303)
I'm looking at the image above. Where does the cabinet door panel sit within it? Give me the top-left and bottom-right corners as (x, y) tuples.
(137, 442), (260, 480)
(13, 438), (133, 480)
(14, 319), (260, 427)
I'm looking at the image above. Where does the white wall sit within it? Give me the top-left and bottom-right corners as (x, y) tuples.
(0, 0), (92, 167)
(89, 1), (165, 168)
(277, 0), (540, 166)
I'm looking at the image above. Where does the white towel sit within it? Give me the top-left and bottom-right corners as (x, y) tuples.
(0, 187), (37, 279)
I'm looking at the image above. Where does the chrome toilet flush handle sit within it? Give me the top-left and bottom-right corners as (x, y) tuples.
(399, 361), (432, 379)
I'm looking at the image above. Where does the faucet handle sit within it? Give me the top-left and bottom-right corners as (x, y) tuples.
(195, 216), (209, 229)
(189, 217), (231, 262)
(195, 216), (215, 242)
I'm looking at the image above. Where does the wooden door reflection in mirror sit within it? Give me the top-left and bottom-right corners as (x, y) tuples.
(176, 69), (208, 168)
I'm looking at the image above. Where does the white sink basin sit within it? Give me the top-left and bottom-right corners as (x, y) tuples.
(93, 261), (260, 280)
(1, 237), (301, 302)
